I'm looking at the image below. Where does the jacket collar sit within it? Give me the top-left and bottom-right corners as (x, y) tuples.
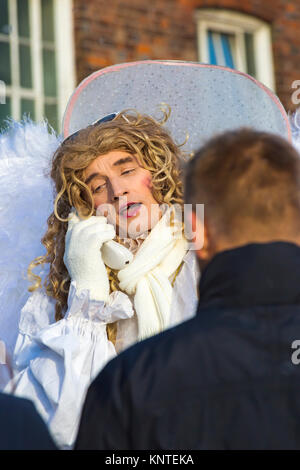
(198, 242), (300, 310)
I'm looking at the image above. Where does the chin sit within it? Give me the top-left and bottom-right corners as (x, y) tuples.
(117, 216), (150, 239)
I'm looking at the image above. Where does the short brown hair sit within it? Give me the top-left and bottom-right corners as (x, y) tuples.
(185, 128), (300, 242)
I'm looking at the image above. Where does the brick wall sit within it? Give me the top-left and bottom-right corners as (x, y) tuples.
(73, 0), (300, 111)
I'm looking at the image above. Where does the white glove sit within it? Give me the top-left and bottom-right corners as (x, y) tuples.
(63, 210), (116, 302)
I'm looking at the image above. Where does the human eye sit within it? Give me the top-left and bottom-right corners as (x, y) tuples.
(92, 182), (106, 193)
(121, 168), (136, 176)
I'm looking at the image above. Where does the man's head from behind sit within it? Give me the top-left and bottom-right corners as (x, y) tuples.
(185, 128), (300, 268)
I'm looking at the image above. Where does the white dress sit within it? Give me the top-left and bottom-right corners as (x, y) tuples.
(8, 249), (199, 449)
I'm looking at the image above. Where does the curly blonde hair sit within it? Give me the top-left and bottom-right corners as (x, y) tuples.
(27, 109), (185, 342)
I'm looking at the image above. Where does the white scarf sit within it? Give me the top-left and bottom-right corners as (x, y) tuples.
(118, 206), (188, 340)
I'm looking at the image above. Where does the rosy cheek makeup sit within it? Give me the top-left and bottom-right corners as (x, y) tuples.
(141, 176), (152, 189)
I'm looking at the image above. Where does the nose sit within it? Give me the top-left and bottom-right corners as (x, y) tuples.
(109, 177), (129, 201)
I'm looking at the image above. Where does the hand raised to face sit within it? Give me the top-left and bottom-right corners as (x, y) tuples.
(63, 209), (115, 302)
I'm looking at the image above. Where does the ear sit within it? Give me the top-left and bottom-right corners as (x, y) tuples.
(188, 210), (213, 262)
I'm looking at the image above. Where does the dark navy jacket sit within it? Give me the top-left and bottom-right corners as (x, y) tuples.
(0, 392), (56, 450)
(75, 242), (300, 449)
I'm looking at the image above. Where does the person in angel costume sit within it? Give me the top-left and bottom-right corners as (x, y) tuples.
(0, 61), (294, 448)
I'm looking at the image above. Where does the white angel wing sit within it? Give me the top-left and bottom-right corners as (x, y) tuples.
(0, 119), (61, 357)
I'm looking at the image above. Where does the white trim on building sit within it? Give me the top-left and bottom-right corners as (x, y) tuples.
(0, 0), (76, 131)
(195, 8), (275, 91)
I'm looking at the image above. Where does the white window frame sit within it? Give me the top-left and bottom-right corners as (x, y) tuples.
(195, 9), (275, 91)
(1, 0), (75, 131)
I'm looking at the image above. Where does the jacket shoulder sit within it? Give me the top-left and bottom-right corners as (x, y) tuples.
(0, 392), (56, 450)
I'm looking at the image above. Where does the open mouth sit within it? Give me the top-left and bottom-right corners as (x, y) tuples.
(119, 202), (142, 218)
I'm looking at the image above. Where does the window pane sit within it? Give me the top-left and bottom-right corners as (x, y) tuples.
(17, 0), (30, 38)
(41, 0), (54, 42)
(0, 41), (11, 85)
(0, 0), (9, 35)
(245, 33), (256, 78)
(208, 31), (217, 65)
(0, 96), (11, 132)
(19, 44), (32, 88)
(0, 80), (5, 104)
(42, 48), (57, 96)
(208, 30), (235, 68)
(220, 33), (235, 68)
(21, 98), (35, 120)
(44, 103), (58, 131)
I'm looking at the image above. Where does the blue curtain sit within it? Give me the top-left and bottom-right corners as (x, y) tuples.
(208, 31), (235, 69)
